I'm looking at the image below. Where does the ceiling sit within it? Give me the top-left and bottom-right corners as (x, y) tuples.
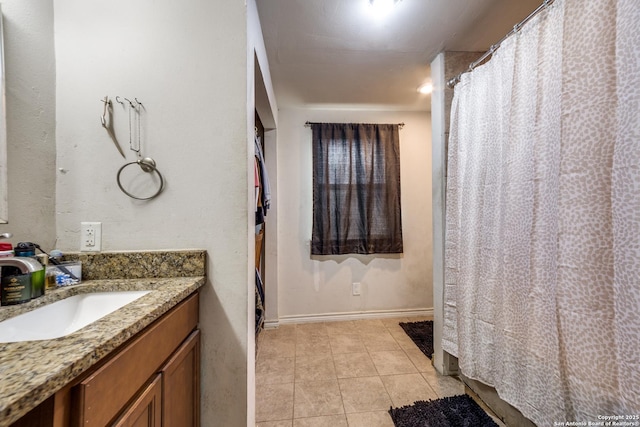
(256, 0), (541, 111)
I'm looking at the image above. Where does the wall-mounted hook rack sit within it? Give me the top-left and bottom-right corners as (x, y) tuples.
(98, 95), (162, 199)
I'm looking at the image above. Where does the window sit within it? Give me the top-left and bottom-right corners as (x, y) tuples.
(311, 122), (403, 255)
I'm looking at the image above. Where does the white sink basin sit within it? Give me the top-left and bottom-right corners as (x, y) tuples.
(0, 291), (150, 343)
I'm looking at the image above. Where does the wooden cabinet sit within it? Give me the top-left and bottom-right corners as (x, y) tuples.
(112, 375), (162, 427)
(10, 292), (200, 427)
(73, 293), (199, 426)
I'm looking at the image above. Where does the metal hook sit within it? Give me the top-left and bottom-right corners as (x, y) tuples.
(123, 97), (135, 108)
(135, 98), (143, 107)
(115, 96), (125, 106)
(100, 96), (110, 127)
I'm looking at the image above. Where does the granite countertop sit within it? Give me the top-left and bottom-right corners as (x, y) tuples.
(0, 250), (206, 427)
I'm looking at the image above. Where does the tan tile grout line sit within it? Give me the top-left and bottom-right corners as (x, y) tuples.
(389, 321), (441, 399)
(378, 323), (398, 408)
(292, 324), (346, 423)
(380, 319), (434, 411)
(327, 330), (349, 421)
(361, 322), (394, 410)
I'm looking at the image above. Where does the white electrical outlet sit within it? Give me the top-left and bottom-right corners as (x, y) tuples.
(80, 222), (102, 252)
(352, 282), (361, 296)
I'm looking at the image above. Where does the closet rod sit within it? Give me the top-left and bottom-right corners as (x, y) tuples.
(304, 121), (405, 129)
(447, 0), (555, 89)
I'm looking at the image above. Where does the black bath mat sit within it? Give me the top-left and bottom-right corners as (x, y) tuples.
(389, 394), (499, 427)
(399, 320), (433, 359)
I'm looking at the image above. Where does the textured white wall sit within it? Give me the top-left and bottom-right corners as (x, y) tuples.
(246, 1), (278, 425)
(430, 53), (447, 374)
(0, 0), (56, 249)
(276, 108), (432, 319)
(53, 1), (259, 425)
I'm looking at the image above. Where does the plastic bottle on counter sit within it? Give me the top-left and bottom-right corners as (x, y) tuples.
(0, 243), (20, 304)
(49, 249), (63, 263)
(1, 243), (32, 305)
(46, 250), (62, 289)
(13, 242), (36, 257)
(0, 242), (13, 258)
(14, 242), (45, 298)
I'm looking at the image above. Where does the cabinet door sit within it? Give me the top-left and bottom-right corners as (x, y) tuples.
(112, 374), (162, 427)
(161, 330), (200, 427)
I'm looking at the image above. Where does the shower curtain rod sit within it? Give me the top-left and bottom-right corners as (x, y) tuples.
(304, 121), (405, 129)
(447, 0), (555, 89)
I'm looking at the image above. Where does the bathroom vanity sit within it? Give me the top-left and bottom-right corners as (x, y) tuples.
(0, 250), (206, 427)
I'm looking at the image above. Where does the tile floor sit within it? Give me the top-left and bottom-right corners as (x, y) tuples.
(255, 316), (505, 427)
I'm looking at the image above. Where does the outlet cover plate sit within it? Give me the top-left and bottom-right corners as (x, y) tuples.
(80, 222), (102, 252)
(352, 282), (361, 296)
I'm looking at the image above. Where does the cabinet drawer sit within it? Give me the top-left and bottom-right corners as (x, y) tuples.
(74, 293), (198, 427)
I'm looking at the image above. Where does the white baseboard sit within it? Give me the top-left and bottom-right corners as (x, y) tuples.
(263, 319), (280, 329)
(276, 308), (433, 325)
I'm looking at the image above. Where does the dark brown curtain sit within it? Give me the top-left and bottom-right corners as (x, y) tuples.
(311, 123), (403, 255)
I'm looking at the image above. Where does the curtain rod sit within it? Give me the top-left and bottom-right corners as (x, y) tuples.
(447, 0), (555, 89)
(304, 121), (405, 129)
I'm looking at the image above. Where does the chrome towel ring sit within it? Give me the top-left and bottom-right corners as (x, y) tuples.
(117, 157), (165, 200)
